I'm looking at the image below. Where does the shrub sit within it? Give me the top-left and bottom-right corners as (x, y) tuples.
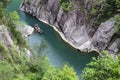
(115, 16), (120, 34)
(81, 51), (120, 80)
(0, 61), (14, 80)
(26, 0), (30, 5)
(59, 0), (74, 12)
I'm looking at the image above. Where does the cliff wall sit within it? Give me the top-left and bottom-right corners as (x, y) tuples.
(20, 0), (120, 56)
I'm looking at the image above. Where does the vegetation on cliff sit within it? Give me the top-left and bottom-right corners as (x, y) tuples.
(59, 0), (74, 12)
(59, 0), (120, 28)
(0, 0), (26, 48)
(115, 16), (120, 35)
(0, 0), (78, 80)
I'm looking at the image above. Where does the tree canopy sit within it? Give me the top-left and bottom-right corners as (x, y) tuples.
(42, 65), (78, 80)
(81, 51), (120, 80)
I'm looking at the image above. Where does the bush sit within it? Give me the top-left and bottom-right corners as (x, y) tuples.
(115, 16), (120, 34)
(0, 61), (14, 80)
(59, 0), (74, 12)
(95, 0), (120, 26)
(26, 0), (30, 5)
(81, 51), (120, 80)
(42, 65), (78, 80)
(0, 41), (8, 59)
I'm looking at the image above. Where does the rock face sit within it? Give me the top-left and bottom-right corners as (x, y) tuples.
(20, 0), (119, 56)
(107, 39), (120, 57)
(0, 25), (14, 48)
(0, 24), (33, 57)
(92, 20), (116, 51)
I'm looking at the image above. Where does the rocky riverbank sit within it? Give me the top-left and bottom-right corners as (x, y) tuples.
(20, 0), (120, 56)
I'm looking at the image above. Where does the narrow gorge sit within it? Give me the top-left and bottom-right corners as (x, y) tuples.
(20, 0), (120, 56)
(0, 0), (120, 79)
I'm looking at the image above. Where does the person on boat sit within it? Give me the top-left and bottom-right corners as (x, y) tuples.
(34, 24), (38, 30)
(34, 24), (43, 33)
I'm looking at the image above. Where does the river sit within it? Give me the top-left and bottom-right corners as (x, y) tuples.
(7, 0), (98, 75)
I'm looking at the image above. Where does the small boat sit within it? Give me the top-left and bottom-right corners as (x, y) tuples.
(33, 24), (43, 34)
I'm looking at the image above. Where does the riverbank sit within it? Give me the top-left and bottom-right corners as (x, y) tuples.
(37, 17), (101, 55)
(19, 2), (81, 52)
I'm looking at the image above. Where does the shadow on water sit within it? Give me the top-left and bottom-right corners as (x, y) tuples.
(7, 0), (98, 76)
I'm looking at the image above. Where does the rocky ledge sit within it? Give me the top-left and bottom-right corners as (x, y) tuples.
(20, 0), (120, 56)
(16, 23), (34, 39)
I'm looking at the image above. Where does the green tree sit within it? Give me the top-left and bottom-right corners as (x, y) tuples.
(81, 51), (120, 80)
(0, 61), (14, 80)
(28, 55), (50, 79)
(10, 11), (20, 21)
(0, 0), (11, 7)
(42, 65), (78, 80)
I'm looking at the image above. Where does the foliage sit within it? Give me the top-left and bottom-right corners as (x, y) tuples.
(58, 0), (120, 26)
(0, 42), (50, 80)
(26, 0), (30, 5)
(0, 0), (11, 21)
(81, 0), (120, 27)
(59, 0), (74, 12)
(0, 35), (78, 80)
(0, 61), (14, 80)
(0, 0), (79, 80)
(115, 16), (120, 34)
(10, 11), (20, 21)
(6, 11), (27, 48)
(28, 54), (50, 79)
(0, 2), (6, 24)
(0, 41), (8, 55)
(42, 65), (78, 80)
(95, 0), (120, 26)
(102, 0), (118, 19)
(0, 0), (11, 8)
(0, 0), (26, 48)
(81, 51), (120, 80)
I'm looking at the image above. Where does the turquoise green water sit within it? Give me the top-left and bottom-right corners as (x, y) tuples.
(7, 0), (98, 75)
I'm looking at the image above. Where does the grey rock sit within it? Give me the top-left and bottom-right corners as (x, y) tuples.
(0, 25), (14, 47)
(107, 39), (120, 57)
(16, 23), (34, 39)
(20, 0), (119, 56)
(92, 20), (116, 50)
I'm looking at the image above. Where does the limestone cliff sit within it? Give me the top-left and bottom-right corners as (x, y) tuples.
(20, 0), (120, 56)
(0, 24), (34, 57)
